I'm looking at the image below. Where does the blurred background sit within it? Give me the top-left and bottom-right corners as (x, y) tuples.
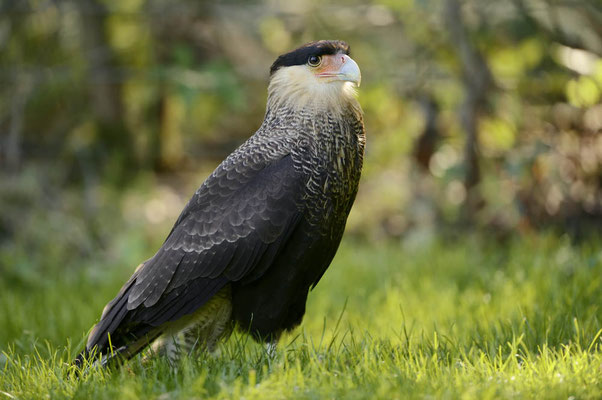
(0, 0), (601, 288)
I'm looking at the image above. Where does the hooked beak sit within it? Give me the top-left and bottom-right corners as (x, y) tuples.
(337, 55), (361, 87)
(316, 54), (362, 87)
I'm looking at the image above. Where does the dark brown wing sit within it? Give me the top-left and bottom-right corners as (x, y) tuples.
(84, 152), (307, 358)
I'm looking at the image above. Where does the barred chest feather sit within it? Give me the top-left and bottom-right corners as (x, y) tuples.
(260, 104), (365, 232)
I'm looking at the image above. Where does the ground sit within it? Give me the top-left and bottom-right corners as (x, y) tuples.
(1, 233), (601, 399)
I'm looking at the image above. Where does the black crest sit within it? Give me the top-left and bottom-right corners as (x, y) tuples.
(270, 40), (350, 75)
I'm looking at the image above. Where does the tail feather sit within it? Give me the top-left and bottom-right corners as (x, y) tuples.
(72, 263), (228, 371)
(73, 333), (161, 372)
(73, 270), (142, 369)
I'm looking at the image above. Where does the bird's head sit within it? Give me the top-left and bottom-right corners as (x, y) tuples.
(267, 40), (361, 113)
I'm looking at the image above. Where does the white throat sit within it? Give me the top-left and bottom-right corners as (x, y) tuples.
(267, 65), (359, 115)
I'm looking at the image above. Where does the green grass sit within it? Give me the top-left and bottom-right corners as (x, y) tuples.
(1, 233), (601, 399)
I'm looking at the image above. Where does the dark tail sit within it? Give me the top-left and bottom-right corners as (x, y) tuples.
(72, 272), (142, 370)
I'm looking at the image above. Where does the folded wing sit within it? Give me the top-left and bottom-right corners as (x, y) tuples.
(84, 153), (307, 358)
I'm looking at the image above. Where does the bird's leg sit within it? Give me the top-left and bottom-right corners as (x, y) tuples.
(265, 338), (279, 360)
(143, 289), (233, 366)
(147, 333), (185, 365)
(204, 320), (234, 357)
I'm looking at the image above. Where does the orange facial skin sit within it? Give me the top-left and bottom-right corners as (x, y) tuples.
(314, 54), (350, 78)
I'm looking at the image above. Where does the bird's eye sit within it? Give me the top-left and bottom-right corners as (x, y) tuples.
(307, 55), (321, 67)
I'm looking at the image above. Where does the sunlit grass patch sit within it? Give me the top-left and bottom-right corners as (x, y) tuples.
(1, 233), (601, 399)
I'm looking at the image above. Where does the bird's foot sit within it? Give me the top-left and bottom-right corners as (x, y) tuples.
(265, 341), (278, 360)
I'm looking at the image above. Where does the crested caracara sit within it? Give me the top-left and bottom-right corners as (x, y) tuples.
(75, 40), (365, 367)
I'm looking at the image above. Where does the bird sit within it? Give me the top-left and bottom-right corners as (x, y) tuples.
(74, 40), (365, 368)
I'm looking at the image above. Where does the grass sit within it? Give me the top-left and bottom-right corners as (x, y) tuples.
(1, 232), (601, 399)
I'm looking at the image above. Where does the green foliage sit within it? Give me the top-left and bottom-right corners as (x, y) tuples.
(1, 0), (601, 235)
(1, 234), (600, 399)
